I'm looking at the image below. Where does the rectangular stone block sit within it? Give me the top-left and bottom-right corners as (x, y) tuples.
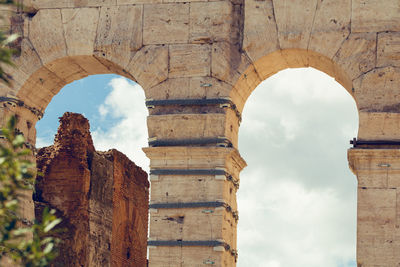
(357, 235), (400, 266)
(147, 113), (228, 141)
(308, 0), (351, 58)
(144, 147), (246, 180)
(358, 188), (396, 236)
(243, 0), (279, 62)
(27, 0), (116, 8)
(148, 246), (235, 267)
(189, 1), (234, 43)
(273, 0), (318, 49)
(358, 112), (400, 141)
(169, 44), (211, 78)
(357, 170), (388, 189)
(45, 57), (89, 84)
(150, 175), (237, 209)
(333, 32), (376, 81)
(377, 32), (400, 68)
(211, 42), (251, 86)
(18, 67), (65, 109)
(127, 45), (168, 89)
(95, 5), (143, 69)
(143, 3), (189, 45)
(145, 77), (232, 100)
(352, 0), (400, 33)
(62, 8), (99, 56)
(29, 9), (67, 65)
(149, 208), (236, 246)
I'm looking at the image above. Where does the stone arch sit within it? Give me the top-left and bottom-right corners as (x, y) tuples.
(0, 5), (169, 146)
(231, 48), (355, 113)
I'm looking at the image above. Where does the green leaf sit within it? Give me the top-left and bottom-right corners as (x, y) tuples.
(44, 218), (61, 233)
(43, 243), (54, 255)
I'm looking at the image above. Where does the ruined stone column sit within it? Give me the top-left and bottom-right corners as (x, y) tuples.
(348, 149), (400, 266)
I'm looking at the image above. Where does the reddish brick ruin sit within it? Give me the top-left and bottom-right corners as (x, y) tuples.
(34, 112), (149, 267)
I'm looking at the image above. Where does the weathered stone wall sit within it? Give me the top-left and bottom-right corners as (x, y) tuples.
(34, 113), (149, 267)
(0, 0), (400, 266)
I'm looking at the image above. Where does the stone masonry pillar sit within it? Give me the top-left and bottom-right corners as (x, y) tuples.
(348, 148), (400, 266)
(144, 146), (246, 266)
(0, 97), (39, 228)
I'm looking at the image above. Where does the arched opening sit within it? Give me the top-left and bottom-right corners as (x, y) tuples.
(237, 67), (358, 267)
(11, 55), (150, 266)
(35, 73), (149, 170)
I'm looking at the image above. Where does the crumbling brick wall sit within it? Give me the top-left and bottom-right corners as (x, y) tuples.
(34, 112), (149, 267)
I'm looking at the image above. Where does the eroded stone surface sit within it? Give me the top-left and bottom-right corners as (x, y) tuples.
(34, 113), (149, 267)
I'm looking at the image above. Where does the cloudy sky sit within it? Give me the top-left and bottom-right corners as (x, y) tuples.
(36, 68), (358, 267)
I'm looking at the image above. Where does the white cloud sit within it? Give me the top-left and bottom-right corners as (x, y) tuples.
(237, 68), (358, 267)
(91, 77), (150, 172)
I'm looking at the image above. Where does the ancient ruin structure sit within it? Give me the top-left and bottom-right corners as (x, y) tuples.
(1, 0), (400, 266)
(34, 112), (149, 266)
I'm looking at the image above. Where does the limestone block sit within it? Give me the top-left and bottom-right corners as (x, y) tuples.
(145, 76), (232, 100)
(126, 45), (168, 89)
(17, 67), (65, 110)
(387, 170), (400, 189)
(45, 57), (89, 84)
(357, 188), (398, 265)
(149, 208), (236, 245)
(145, 78), (189, 99)
(188, 77), (232, 99)
(351, 0), (400, 33)
(147, 111), (239, 147)
(358, 112), (400, 141)
(272, 0), (318, 49)
(354, 67), (400, 111)
(250, 50), (287, 83)
(2, 63), (28, 91)
(356, 170), (388, 189)
(349, 149), (400, 189)
(358, 188), (396, 232)
(143, 3), (189, 45)
(70, 55), (111, 75)
(349, 149), (400, 172)
(357, 236), (400, 266)
(147, 113), (226, 140)
(29, 9), (67, 65)
(143, 147), (246, 178)
(26, 0), (116, 9)
(150, 175), (224, 203)
(189, 1), (235, 44)
(308, 0), (351, 59)
(12, 106), (39, 145)
(117, 0), (162, 4)
(169, 44), (211, 78)
(242, 0), (279, 62)
(333, 33), (376, 81)
(377, 32), (400, 68)
(13, 39), (42, 79)
(231, 64), (262, 112)
(95, 5), (143, 69)
(150, 175), (237, 209)
(148, 247), (233, 267)
(211, 42), (251, 86)
(62, 8), (99, 56)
